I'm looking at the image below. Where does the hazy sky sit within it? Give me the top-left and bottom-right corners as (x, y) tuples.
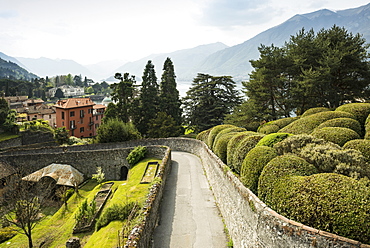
(1, 0), (369, 65)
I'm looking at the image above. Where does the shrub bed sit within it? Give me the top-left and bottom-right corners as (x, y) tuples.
(196, 128), (211, 144)
(240, 146), (277, 194)
(343, 139), (370, 163)
(365, 114), (370, 140)
(258, 154), (318, 205)
(96, 202), (138, 230)
(258, 117), (299, 134)
(270, 173), (370, 244)
(314, 117), (363, 137)
(336, 102), (370, 125)
(255, 133), (293, 147)
(127, 146), (147, 166)
(301, 107), (330, 118)
(207, 124), (235, 148)
(311, 127), (360, 146)
(226, 131), (260, 167)
(279, 111), (356, 134)
(212, 127), (246, 163)
(228, 134), (264, 174)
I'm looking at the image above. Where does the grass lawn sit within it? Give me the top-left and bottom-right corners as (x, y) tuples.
(0, 158), (161, 248)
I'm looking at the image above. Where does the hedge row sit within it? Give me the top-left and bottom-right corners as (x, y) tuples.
(311, 127), (360, 146)
(258, 117), (299, 134)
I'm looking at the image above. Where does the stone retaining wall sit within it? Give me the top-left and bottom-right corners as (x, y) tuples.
(123, 138), (370, 248)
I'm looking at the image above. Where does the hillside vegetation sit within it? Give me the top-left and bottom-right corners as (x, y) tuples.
(197, 102), (370, 244)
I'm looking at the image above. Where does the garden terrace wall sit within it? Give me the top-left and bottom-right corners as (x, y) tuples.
(124, 138), (369, 248)
(0, 143), (168, 180)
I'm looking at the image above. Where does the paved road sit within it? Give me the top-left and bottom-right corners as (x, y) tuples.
(152, 151), (227, 248)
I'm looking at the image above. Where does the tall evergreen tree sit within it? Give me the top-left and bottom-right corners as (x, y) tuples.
(159, 57), (182, 127)
(135, 60), (160, 136)
(109, 72), (137, 123)
(183, 73), (242, 132)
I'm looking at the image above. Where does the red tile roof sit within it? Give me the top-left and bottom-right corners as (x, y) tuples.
(55, 98), (95, 109)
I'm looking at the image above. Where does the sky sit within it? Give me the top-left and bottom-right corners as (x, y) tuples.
(1, 0), (370, 65)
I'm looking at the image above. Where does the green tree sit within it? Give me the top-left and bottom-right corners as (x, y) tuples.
(0, 97), (10, 126)
(135, 60), (160, 136)
(54, 127), (70, 145)
(147, 112), (183, 138)
(54, 88), (65, 99)
(96, 118), (141, 143)
(224, 99), (263, 131)
(110, 73), (137, 122)
(183, 73), (242, 132)
(159, 57), (183, 127)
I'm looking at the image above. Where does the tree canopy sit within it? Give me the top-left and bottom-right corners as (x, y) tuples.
(244, 25), (370, 121)
(183, 73), (242, 132)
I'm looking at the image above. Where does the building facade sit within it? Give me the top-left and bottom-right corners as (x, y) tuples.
(55, 98), (98, 138)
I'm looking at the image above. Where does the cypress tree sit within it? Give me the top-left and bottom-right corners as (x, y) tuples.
(159, 57), (182, 127)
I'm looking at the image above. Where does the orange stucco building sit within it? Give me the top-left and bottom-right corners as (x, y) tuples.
(55, 98), (104, 138)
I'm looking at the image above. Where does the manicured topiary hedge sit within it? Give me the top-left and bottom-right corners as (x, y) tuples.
(255, 133), (293, 147)
(228, 134), (264, 174)
(336, 102), (370, 126)
(343, 139), (370, 163)
(279, 111), (356, 134)
(258, 117), (299, 134)
(366, 114), (370, 140)
(274, 134), (370, 179)
(207, 124), (235, 148)
(226, 131), (260, 167)
(240, 146), (277, 194)
(311, 127), (361, 146)
(196, 128), (211, 143)
(300, 107), (330, 118)
(315, 117), (363, 137)
(270, 173), (370, 244)
(258, 154), (318, 205)
(212, 127), (246, 163)
(212, 127), (246, 151)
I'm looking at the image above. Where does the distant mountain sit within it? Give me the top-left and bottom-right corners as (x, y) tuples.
(85, 59), (127, 81)
(16, 57), (97, 80)
(110, 42), (229, 81)
(197, 3), (370, 81)
(0, 52), (28, 69)
(0, 57), (38, 81)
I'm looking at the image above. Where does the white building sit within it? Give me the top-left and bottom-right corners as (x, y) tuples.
(48, 85), (84, 98)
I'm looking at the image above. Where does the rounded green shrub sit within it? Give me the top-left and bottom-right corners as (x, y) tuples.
(126, 146), (147, 166)
(365, 114), (370, 140)
(311, 127), (360, 146)
(96, 202), (138, 230)
(258, 155), (317, 204)
(336, 102), (370, 125)
(258, 117), (299, 134)
(212, 127), (246, 151)
(343, 139), (370, 163)
(301, 107), (330, 118)
(240, 146), (278, 194)
(207, 124), (235, 148)
(315, 117), (362, 137)
(258, 124), (280, 134)
(196, 128), (212, 143)
(213, 128), (246, 163)
(227, 131), (260, 167)
(279, 111), (356, 135)
(229, 134), (264, 174)
(271, 173), (370, 244)
(256, 133), (293, 147)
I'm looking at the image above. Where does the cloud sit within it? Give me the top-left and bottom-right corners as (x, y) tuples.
(199, 0), (278, 28)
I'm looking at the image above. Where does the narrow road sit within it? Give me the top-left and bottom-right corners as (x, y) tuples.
(152, 151), (227, 248)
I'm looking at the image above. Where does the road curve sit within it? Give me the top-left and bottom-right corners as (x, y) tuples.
(152, 151), (228, 248)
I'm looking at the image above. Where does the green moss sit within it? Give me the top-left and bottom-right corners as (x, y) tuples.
(271, 173), (370, 244)
(343, 139), (370, 163)
(315, 117), (363, 137)
(240, 146), (277, 194)
(207, 124), (236, 148)
(336, 103), (370, 125)
(226, 131), (260, 167)
(255, 133), (293, 147)
(311, 127), (360, 146)
(279, 111), (356, 135)
(258, 155), (318, 204)
(229, 134), (264, 174)
(301, 107), (330, 118)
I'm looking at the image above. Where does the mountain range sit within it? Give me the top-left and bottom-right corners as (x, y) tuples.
(1, 3), (370, 82)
